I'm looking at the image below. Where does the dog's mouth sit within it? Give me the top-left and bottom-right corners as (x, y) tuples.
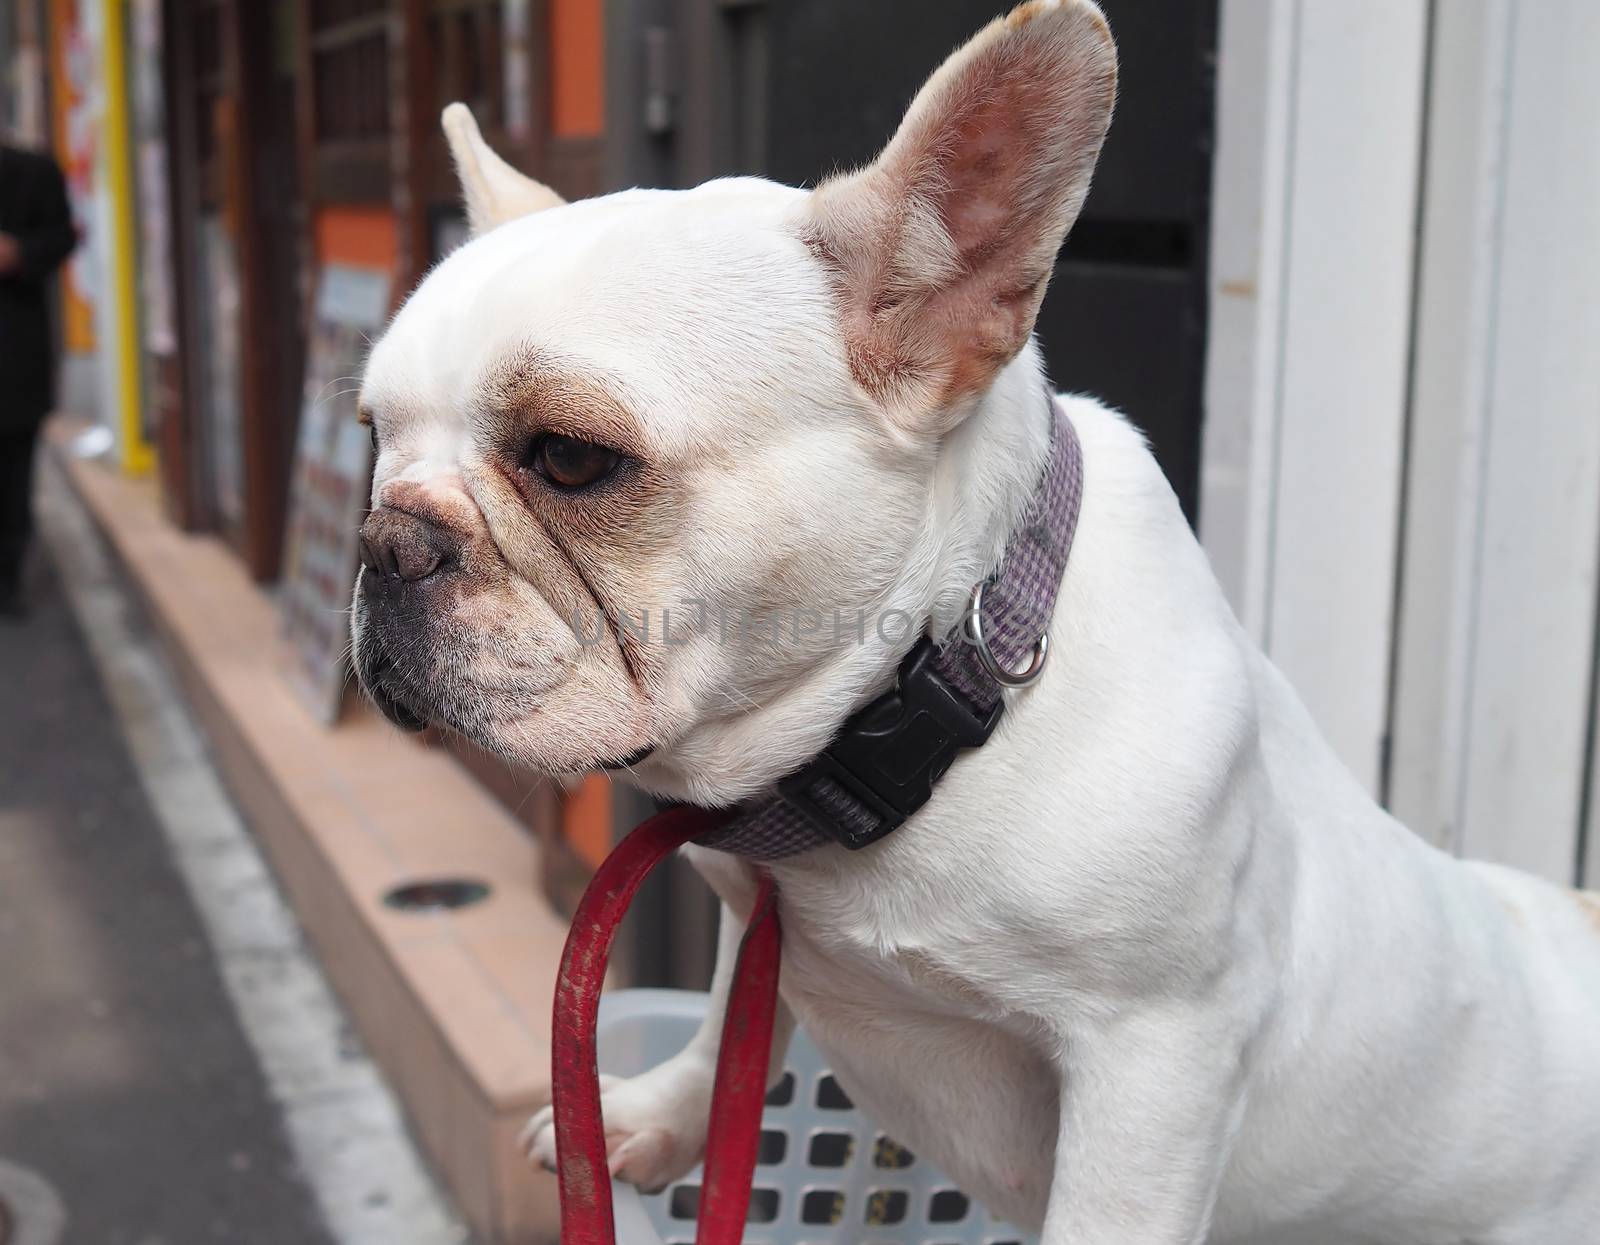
(350, 589), (659, 773)
(357, 644), (432, 734)
(599, 743), (656, 771)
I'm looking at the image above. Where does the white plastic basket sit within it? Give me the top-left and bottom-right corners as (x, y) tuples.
(597, 990), (1035, 1245)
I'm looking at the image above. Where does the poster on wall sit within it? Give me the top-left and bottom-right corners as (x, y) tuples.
(280, 265), (391, 724)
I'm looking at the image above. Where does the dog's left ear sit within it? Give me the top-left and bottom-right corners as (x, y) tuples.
(442, 103), (566, 236)
(804, 0), (1117, 433)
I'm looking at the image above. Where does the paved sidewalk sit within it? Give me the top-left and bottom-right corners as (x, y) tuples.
(0, 559), (337, 1242)
(0, 453), (466, 1245)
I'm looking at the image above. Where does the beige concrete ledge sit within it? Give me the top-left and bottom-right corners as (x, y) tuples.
(52, 428), (565, 1244)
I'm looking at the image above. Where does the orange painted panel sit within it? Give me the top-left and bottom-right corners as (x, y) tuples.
(314, 205), (399, 271)
(550, 0), (605, 138)
(562, 773), (613, 869)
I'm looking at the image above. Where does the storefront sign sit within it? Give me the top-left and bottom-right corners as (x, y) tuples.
(280, 265), (391, 724)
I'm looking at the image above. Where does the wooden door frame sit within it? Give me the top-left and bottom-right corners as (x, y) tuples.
(293, 0), (490, 288)
(157, 0), (298, 577)
(226, 0), (295, 579)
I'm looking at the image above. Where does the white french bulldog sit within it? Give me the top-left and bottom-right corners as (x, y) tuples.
(351, 2), (1600, 1241)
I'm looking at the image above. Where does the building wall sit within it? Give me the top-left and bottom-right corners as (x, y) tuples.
(24, 0), (1596, 883)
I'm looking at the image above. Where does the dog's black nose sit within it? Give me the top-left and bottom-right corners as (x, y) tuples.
(359, 508), (456, 584)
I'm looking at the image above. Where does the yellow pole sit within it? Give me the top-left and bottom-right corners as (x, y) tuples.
(100, 0), (153, 475)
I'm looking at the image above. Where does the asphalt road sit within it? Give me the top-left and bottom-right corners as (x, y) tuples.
(0, 557), (336, 1245)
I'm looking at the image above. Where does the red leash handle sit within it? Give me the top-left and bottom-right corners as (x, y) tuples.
(694, 877), (781, 1245)
(551, 806), (782, 1245)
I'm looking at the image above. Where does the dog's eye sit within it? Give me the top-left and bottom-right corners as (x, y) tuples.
(529, 434), (620, 491)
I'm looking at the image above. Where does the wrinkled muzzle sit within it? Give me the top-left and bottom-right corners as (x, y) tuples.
(352, 505), (464, 733)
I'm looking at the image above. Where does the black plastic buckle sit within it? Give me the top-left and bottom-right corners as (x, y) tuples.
(777, 638), (1003, 850)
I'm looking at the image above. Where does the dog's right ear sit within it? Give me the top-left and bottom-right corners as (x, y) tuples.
(803, 0), (1116, 435)
(442, 103), (566, 236)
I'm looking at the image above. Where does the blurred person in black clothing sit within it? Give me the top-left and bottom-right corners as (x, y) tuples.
(0, 141), (77, 618)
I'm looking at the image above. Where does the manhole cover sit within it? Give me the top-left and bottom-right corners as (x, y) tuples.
(0, 1161), (65, 1245)
(383, 878), (492, 912)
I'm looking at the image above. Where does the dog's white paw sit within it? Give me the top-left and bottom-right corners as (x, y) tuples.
(521, 1068), (713, 1193)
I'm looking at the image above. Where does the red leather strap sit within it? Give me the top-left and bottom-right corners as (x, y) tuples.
(552, 806), (782, 1245)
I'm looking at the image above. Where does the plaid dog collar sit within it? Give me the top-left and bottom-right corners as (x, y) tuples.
(696, 392), (1085, 861)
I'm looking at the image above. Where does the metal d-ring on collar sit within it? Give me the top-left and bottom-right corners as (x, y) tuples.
(696, 392), (1084, 861)
(965, 579), (1050, 687)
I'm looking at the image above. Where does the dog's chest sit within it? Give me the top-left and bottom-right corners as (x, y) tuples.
(769, 883), (1062, 1228)
(778, 894), (1007, 1022)
(767, 852), (1068, 1035)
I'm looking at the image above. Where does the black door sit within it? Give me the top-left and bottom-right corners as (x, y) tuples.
(607, 0), (1217, 522)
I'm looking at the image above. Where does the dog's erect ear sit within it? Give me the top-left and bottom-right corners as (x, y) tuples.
(805, 0), (1116, 433)
(442, 103), (566, 236)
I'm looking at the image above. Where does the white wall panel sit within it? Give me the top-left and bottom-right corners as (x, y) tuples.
(1389, 0), (1509, 850)
(1265, 1), (1429, 795)
(1454, 1), (1600, 882)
